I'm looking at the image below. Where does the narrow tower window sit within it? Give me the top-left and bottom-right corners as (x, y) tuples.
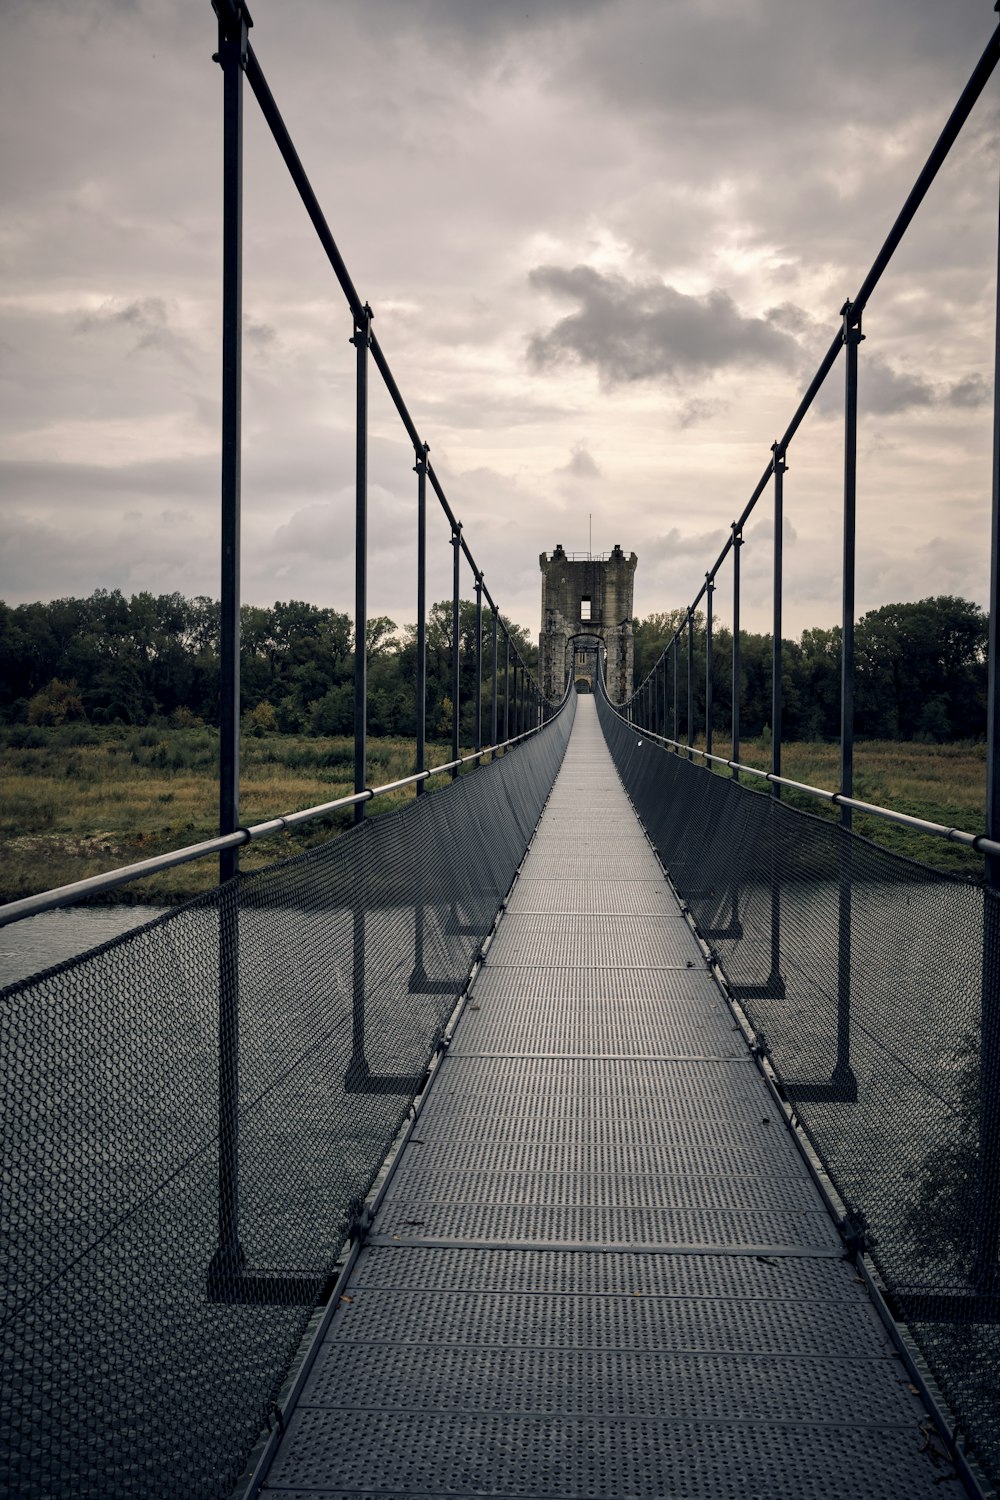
(580, 595), (592, 621)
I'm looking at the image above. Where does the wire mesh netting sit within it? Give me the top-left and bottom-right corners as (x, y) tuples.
(0, 696), (574, 1500)
(596, 686), (1000, 1492)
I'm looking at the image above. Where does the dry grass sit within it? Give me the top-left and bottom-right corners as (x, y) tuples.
(708, 736), (986, 879)
(1, 725), (989, 905)
(0, 727), (477, 904)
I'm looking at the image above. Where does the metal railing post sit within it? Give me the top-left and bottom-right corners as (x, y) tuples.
(514, 660), (521, 737)
(352, 302), (372, 822)
(771, 442), (786, 796)
(210, 0), (249, 1294)
(672, 636), (678, 752)
(732, 524), (742, 779)
(977, 173), (1000, 1285)
(686, 610), (694, 760)
(491, 606), (498, 748)
(705, 572), (715, 758)
(451, 523), (461, 777)
(474, 573), (483, 755)
(840, 303), (862, 826)
(415, 442), (428, 794)
(768, 443), (787, 998)
(503, 629), (510, 741)
(836, 304), (863, 1094)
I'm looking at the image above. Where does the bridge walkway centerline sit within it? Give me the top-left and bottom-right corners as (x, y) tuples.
(254, 696), (956, 1499)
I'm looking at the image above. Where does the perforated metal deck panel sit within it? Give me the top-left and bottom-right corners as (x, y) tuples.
(257, 698), (961, 1499)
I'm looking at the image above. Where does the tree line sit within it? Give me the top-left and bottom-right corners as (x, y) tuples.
(631, 595), (987, 743)
(0, 591), (536, 740)
(0, 589), (987, 743)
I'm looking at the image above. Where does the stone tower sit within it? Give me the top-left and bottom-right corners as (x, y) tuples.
(539, 543), (637, 704)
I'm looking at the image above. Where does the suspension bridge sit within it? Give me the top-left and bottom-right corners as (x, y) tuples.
(4, 2), (1000, 1497)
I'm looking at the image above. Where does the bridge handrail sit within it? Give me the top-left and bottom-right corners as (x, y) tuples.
(628, 722), (1000, 860)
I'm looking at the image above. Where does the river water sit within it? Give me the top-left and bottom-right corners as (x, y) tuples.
(0, 903), (167, 988)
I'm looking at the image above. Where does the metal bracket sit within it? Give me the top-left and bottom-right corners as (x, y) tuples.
(212, 0), (252, 64)
(349, 303), (373, 348)
(841, 1203), (873, 1260)
(840, 299), (865, 345)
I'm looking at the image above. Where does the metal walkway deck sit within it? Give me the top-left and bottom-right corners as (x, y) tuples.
(257, 698), (954, 1499)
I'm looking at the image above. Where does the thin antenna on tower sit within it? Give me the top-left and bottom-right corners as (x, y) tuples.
(589, 513), (592, 558)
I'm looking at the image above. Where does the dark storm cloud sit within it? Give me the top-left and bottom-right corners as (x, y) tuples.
(527, 266), (800, 387)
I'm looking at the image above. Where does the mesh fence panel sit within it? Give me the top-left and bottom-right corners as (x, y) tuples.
(1, 696), (575, 1500)
(596, 689), (1000, 1491)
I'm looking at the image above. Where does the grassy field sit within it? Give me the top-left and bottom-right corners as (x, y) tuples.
(0, 724), (474, 905)
(708, 735), (986, 879)
(0, 724), (989, 906)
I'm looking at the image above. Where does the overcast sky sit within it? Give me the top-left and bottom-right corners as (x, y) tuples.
(2, 0), (998, 639)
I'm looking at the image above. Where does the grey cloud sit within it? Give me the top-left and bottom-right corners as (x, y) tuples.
(946, 373), (990, 409)
(269, 486), (410, 560)
(549, 0), (989, 140)
(742, 513), (799, 549)
(644, 527), (731, 565)
(330, 0), (611, 52)
(417, 391), (575, 431)
(527, 266), (799, 387)
(0, 455), (214, 506)
(73, 296), (195, 367)
(560, 445), (602, 479)
(1, 505), (215, 606)
(816, 360), (990, 419)
(811, 352), (947, 420)
(246, 321), (278, 349)
(677, 397), (726, 429)
(74, 297), (167, 336)
(862, 355), (936, 416)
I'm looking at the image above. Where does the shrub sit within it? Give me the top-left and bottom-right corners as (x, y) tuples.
(26, 679), (86, 727)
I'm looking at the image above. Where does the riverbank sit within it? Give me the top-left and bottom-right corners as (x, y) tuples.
(0, 725), (987, 905)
